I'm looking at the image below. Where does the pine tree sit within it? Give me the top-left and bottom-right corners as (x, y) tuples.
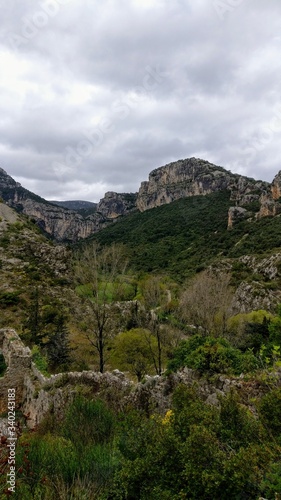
(23, 287), (45, 345)
(45, 315), (72, 369)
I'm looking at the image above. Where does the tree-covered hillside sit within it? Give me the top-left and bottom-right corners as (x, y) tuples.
(88, 190), (281, 280)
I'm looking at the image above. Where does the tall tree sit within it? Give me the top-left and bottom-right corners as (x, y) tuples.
(22, 287), (44, 345)
(45, 315), (72, 369)
(73, 243), (128, 373)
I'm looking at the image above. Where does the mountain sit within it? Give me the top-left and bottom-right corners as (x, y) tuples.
(49, 200), (98, 216)
(137, 157), (267, 211)
(1, 158), (281, 243)
(0, 168), (136, 241)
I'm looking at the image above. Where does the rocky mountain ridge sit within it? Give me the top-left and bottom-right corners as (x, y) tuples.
(1, 158), (281, 241)
(137, 158), (266, 211)
(0, 167), (136, 241)
(49, 200), (98, 214)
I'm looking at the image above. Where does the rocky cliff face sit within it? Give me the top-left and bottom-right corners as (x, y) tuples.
(136, 158), (267, 213)
(0, 168), (136, 241)
(257, 170), (281, 218)
(96, 191), (137, 219)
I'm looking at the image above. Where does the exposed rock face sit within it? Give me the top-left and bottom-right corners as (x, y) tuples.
(15, 198), (107, 241)
(136, 158), (266, 212)
(96, 191), (137, 219)
(257, 170), (281, 217)
(239, 253), (281, 281)
(0, 202), (19, 233)
(230, 252), (281, 312)
(232, 281), (281, 313)
(227, 207), (248, 229)
(271, 171), (281, 200)
(0, 169), (135, 241)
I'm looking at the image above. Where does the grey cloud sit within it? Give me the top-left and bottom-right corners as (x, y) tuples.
(0, 0), (281, 200)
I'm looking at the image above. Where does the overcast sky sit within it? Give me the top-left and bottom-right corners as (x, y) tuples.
(0, 0), (281, 201)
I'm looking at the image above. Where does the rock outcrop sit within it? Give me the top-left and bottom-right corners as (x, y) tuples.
(136, 158), (267, 212)
(271, 171), (281, 200)
(227, 206), (248, 229)
(96, 191), (137, 219)
(258, 170), (281, 218)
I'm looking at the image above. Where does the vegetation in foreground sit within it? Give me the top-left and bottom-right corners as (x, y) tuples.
(1, 384), (281, 499)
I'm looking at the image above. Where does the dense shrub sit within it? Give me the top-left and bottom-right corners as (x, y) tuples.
(1, 386), (279, 499)
(258, 387), (281, 437)
(8, 397), (118, 499)
(167, 335), (259, 375)
(88, 189), (281, 281)
(109, 386), (275, 500)
(0, 290), (21, 307)
(31, 345), (49, 376)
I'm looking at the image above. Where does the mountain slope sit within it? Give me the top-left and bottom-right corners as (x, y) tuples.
(0, 200), (71, 330)
(89, 189), (281, 310)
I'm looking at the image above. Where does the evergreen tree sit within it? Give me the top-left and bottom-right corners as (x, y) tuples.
(45, 315), (72, 369)
(23, 287), (45, 345)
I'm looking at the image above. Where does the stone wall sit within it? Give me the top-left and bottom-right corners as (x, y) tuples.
(0, 329), (31, 413)
(22, 366), (132, 428)
(1, 328), (281, 436)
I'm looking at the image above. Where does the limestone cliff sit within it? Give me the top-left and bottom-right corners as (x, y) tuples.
(136, 157), (267, 212)
(258, 170), (281, 218)
(96, 191), (137, 219)
(0, 168), (136, 241)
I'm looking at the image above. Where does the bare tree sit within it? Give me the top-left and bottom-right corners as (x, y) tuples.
(139, 275), (174, 375)
(180, 270), (233, 336)
(73, 243), (128, 373)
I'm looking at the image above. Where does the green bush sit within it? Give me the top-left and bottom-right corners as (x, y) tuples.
(0, 290), (21, 307)
(61, 396), (115, 452)
(110, 386), (273, 500)
(12, 399), (118, 499)
(261, 460), (281, 499)
(258, 387), (281, 437)
(0, 234), (10, 248)
(31, 345), (49, 376)
(19, 433), (76, 482)
(167, 335), (259, 375)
